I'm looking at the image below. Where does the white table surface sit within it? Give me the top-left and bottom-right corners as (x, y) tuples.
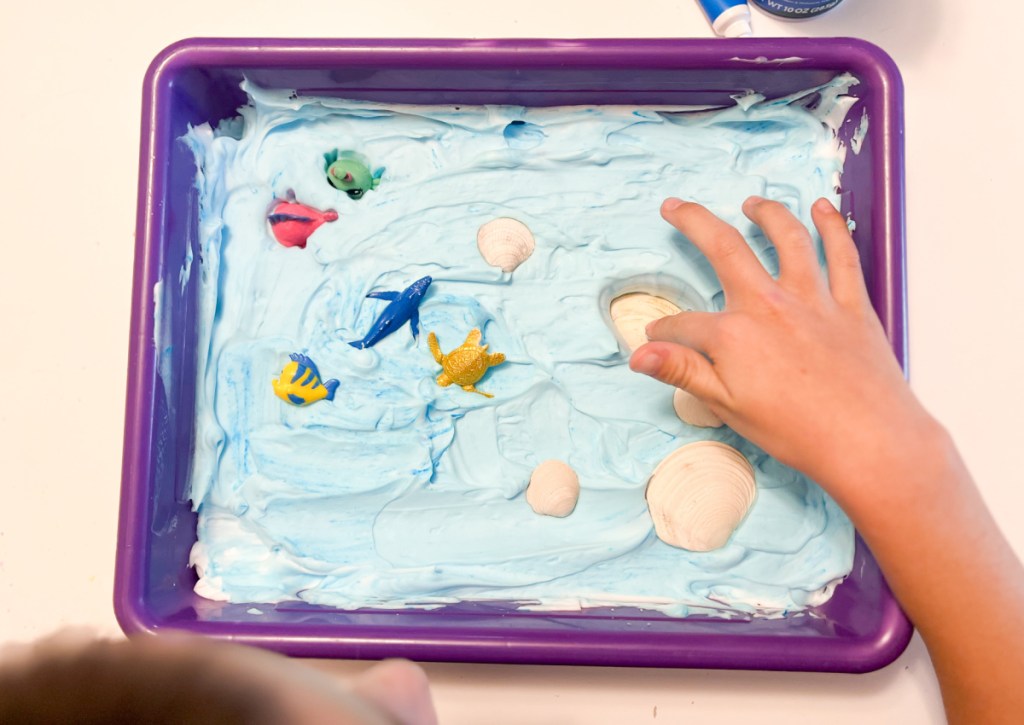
(2, 1), (1020, 722)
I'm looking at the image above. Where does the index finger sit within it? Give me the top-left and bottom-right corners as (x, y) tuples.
(661, 198), (774, 303)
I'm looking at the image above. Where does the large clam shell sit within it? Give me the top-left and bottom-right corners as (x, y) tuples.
(609, 293), (683, 352)
(646, 441), (755, 551)
(673, 388), (724, 429)
(526, 460), (580, 517)
(477, 217), (536, 273)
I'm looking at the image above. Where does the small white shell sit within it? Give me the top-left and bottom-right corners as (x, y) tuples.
(526, 460), (580, 517)
(673, 388), (724, 429)
(477, 217), (536, 273)
(609, 293), (683, 352)
(645, 441), (755, 552)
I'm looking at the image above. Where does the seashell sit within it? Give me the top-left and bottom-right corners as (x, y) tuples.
(673, 388), (724, 428)
(477, 217), (536, 273)
(526, 460), (580, 517)
(646, 441), (755, 552)
(609, 293), (683, 352)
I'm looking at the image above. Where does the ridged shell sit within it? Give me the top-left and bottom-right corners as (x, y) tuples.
(609, 293), (683, 352)
(477, 217), (536, 273)
(526, 460), (580, 517)
(645, 441), (755, 552)
(673, 388), (724, 428)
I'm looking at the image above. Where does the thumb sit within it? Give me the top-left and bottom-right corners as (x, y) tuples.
(350, 659), (438, 725)
(630, 342), (724, 404)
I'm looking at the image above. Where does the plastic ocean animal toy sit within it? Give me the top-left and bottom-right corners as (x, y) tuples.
(428, 328), (506, 398)
(349, 276), (433, 349)
(267, 199), (338, 248)
(272, 353), (340, 406)
(324, 150), (382, 199)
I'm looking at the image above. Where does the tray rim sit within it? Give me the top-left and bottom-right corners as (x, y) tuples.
(115, 36), (911, 672)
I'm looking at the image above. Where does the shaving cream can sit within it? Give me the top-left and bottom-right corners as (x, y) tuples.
(750, 0), (845, 18)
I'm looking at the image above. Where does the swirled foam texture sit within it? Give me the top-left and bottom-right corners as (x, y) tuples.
(181, 78), (859, 616)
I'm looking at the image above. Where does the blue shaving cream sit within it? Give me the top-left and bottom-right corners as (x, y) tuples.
(181, 77), (863, 616)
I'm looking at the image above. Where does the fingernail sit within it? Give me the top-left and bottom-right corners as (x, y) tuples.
(629, 349), (662, 376)
(746, 195), (765, 204)
(661, 197), (685, 212)
(813, 197), (836, 213)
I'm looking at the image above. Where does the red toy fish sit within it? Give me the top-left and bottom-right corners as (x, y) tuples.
(267, 200), (338, 248)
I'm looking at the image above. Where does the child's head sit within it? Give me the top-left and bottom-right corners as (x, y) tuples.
(0, 632), (435, 724)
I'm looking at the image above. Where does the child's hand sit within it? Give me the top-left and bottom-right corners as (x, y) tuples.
(632, 196), (1024, 724)
(630, 197), (937, 497)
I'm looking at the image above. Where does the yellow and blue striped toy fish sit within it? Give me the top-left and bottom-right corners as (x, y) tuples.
(272, 353), (340, 406)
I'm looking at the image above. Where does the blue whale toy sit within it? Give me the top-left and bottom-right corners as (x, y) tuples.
(349, 276), (433, 349)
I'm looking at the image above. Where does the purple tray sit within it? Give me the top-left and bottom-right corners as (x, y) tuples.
(116, 37), (910, 671)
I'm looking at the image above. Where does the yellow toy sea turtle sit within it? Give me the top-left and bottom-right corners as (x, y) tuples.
(428, 328), (506, 398)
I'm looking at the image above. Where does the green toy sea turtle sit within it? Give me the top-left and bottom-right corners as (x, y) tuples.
(428, 328), (506, 398)
(324, 150), (382, 199)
